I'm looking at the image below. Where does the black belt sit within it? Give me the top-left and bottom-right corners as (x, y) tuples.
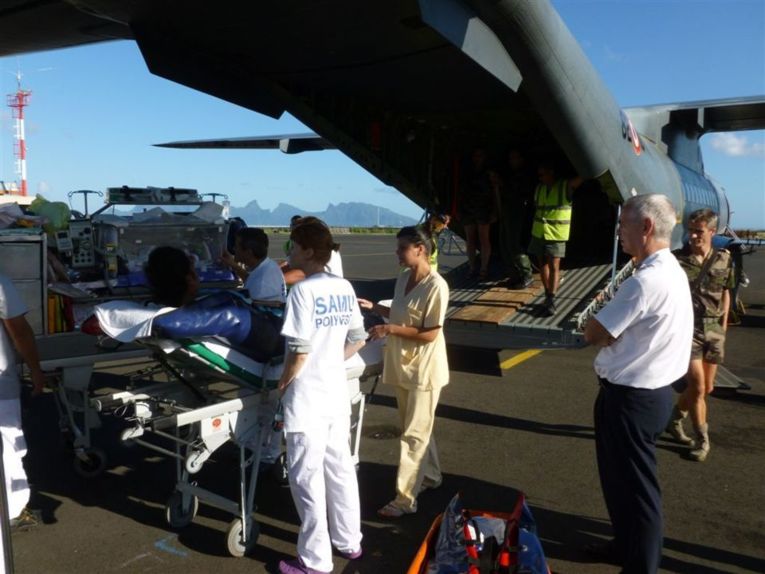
(598, 377), (673, 393)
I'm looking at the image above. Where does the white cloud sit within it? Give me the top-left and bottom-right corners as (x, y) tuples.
(709, 133), (765, 158)
(37, 181), (50, 194)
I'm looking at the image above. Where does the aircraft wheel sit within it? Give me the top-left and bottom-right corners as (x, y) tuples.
(73, 447), (107, 479)
(165, 491), (199, 529)
(225, 517), (259, 557)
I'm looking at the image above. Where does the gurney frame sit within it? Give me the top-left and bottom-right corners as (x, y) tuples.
(92, 336), (381, 557)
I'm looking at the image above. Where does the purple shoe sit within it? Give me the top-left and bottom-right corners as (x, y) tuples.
(338, 547), (363, 560)
(278, 557), (331, 574)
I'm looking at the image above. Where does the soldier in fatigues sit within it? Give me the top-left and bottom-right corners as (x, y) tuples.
(667, 209), (734, 462)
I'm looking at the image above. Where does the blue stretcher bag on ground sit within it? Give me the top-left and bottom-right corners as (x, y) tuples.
(416, 492), (550, 574)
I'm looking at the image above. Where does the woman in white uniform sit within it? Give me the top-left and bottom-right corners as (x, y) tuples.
(359, 226), (450, 518)
(277, 218), (366, 574)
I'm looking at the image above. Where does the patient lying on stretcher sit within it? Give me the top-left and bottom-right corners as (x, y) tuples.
(87, 246), (284, 363)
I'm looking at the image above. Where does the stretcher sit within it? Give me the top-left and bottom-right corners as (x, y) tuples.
(90, 333), (383, 557)
(38, 292), (281, 478)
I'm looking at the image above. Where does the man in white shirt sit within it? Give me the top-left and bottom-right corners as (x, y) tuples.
(222, 228), (286, 467)
(0, 273), (47, 533)
(584, 194), (693, 574)
(324, 247), (344, 278)
(223, 227), (287, 303)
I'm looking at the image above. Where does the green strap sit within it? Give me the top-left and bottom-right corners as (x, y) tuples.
(183, 341), (280, 390)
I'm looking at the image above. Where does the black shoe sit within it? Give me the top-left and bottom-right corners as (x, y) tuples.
(543, 296), (557, 317)
(10, 507), (41, 532)
(583, 540), (620, 564)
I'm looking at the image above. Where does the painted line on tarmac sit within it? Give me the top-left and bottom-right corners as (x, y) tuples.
(154, 535), (188, 558)
(118, 553), (158, 569)
(500, 349), (543, 370)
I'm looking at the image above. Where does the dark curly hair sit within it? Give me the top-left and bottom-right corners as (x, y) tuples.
(145, 246), (194, 307)
(236, 227), (269, 259)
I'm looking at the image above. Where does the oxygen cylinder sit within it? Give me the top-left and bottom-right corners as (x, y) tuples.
(105, 243), (118, 279)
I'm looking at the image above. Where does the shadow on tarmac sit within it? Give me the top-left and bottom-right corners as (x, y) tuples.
(712, 387), (765, 406)
(660, 543), (765, 574)
(368, 393), (593, 441)
(18, 365), (765, 574)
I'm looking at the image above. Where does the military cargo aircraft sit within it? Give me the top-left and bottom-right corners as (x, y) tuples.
(1, 0), (763, 352)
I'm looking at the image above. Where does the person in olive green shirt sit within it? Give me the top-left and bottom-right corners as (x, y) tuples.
(667, 209), (734, 462)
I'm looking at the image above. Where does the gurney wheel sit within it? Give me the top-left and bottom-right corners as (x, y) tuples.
(225, 517), (259, 557)
(73, 448), (107, 478)
(165, 491), (199, 529)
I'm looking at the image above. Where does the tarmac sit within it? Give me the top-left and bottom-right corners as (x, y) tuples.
(11, 234), (765, 573)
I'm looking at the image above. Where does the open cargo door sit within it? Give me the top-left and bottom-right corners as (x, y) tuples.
(444, 260), (631, 350)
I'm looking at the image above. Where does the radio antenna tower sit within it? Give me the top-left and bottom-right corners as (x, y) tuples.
(6, 69), (31, 196)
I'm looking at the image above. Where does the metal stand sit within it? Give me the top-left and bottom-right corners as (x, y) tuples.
(67, 189), (103, 217)
(438, 228), (466, 256)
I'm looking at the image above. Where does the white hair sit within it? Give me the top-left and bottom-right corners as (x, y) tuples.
(624, 194), (677, 243)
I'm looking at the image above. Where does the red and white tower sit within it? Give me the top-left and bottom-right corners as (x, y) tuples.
(6, 72), (31, 196)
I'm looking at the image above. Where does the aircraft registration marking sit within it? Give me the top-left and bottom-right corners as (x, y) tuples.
(500, 349), (543, 370)
(620, 110), (643, 156)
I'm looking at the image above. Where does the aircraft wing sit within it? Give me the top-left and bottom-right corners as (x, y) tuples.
(0, 0), (130, 56)
(154, 133), (335, 154)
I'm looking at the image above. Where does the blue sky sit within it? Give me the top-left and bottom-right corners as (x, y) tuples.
(0, 0), (763, 227)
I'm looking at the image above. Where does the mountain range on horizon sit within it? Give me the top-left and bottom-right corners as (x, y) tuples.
(230, 199), (418, 227)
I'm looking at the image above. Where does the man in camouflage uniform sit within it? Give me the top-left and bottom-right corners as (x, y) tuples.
(667, 209), (734, 461)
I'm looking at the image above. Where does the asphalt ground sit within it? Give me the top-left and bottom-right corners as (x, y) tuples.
(10, 234), (765, 573)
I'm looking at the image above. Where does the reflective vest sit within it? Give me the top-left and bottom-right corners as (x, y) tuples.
(531, 180), (572, 241)
(429, 244), (439, 271)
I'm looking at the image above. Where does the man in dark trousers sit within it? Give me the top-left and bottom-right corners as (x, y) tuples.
(499, 149), (535, 289)
(583, 194), (693, 573)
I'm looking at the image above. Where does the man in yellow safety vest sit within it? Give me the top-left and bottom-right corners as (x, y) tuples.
(529, 160), (583, 316)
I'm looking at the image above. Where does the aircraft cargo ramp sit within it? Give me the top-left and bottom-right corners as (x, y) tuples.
(445, 264), (613, 350)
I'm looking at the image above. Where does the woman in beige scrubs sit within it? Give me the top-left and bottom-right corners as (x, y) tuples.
(359, 226), (450, 518)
